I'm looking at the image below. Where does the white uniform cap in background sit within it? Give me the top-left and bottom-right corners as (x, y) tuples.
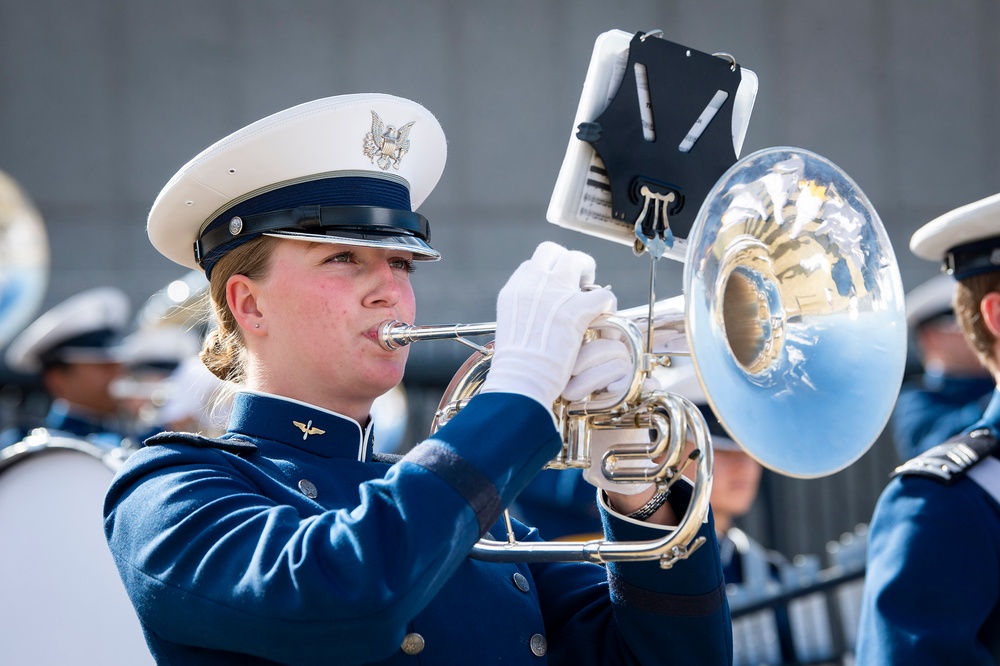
(119, 327), (202, 372)
(910, 192), (1000, 278)
(904, 273), (957, 330)
(5, 286), (130, 374)
(147, 93), (447, 277)
(156, 355), (230, 432)
(136, 269), (210, 332)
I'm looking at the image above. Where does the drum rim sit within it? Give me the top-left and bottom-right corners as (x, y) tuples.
(0, 428), (125, 473)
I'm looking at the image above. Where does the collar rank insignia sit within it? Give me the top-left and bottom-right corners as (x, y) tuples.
(293, 420), (325, 440)
(363, 110), (415, 171)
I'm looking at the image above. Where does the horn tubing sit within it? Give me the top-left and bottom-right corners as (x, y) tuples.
(471, 398), (713, 567)
(378, 297), (693, 356)
(378, 320), (497, 351)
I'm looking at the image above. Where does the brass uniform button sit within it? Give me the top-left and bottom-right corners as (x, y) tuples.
(513, 571), (530, 592)
(529, 633), (547, 657)
(297, 479), (318, 499)
(400, 632), (425, 655)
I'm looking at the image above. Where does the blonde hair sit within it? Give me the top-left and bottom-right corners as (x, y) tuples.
(954, 272), (1000, 375)
(200, 236), (279, 383)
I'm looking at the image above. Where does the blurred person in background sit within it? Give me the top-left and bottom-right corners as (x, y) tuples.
(509, 463), (602, 541)
(858, 192), (1000, 663)
(665, 362), (797, 666)
(155, 354), (231, 436)
(113, 325), (203, 441)
(890, 272), (992, 461)
(1, 286), (129, 448)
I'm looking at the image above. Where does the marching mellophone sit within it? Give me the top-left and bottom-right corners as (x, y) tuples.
(381, 312), (714, 567)
(377, 147), (908, 568)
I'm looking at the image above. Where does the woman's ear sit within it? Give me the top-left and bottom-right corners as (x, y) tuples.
(227, 274), (265, 334)
(980, 292), (1000, 339)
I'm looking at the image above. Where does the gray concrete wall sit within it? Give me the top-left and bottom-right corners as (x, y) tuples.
(5, 1), (996, 314)
(2, 0), (997, 557)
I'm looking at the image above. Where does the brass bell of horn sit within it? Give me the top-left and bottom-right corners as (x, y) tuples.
(684, 146), (906, 478)
(0, 171), (49, 349)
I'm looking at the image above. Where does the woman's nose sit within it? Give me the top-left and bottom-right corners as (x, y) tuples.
(363, 262), (401, 307)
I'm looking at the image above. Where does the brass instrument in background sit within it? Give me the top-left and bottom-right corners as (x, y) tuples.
(0, 171), (49, 350)
(379, 147), (907, 569)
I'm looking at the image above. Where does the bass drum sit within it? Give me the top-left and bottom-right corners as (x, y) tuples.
(0, 432), (153, 665)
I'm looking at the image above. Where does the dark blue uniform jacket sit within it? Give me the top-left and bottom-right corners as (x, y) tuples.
(104, 391), (732, 665)
(858, 387), (1000, 664)
(891, 371), (993, 460)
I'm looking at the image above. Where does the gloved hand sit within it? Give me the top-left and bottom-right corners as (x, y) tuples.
(582, 427), (658, 496)
(579, 366), (663, 495)
(561, 336), (633, 403)
(481, 242), (616, 412)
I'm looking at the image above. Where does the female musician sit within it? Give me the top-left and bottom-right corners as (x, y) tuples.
(103, 94), (731, 664)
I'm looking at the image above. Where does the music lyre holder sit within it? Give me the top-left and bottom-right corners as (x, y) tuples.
(574, 30), (749, 352)
(576, 30), (745, 257)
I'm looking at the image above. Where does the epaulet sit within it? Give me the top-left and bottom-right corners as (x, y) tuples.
(143, 431), (258, 457)
(891, 427), (1000, 485)
(372, 452), (402, 464)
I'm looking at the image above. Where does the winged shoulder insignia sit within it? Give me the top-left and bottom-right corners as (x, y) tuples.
(892, 428), (1000, 485)
(293, 420), (326, 440)
(363, 110), (416, 170)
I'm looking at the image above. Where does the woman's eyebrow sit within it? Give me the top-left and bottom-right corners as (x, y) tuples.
(304, 241), (344, 253)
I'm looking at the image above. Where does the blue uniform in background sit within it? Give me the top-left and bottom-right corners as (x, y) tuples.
(891, 371), (993, 461)
(511, 469), (603, 540)
(0, 400), (124, 449)
(105, 390), (731, 665)
(857, 388), (1000, 664)
(44, 400), (123, 440)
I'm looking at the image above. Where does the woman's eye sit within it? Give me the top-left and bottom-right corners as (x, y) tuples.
(324, 251), (353, 264)
(391, 257), (415, 273)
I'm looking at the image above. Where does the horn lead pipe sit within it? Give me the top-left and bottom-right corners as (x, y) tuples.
(377, 320), (497, 351)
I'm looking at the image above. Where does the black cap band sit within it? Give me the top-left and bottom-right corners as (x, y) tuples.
(39, 327), (121, 368)
(944, 237), (1000, 280)
(194, 205), (430, 275)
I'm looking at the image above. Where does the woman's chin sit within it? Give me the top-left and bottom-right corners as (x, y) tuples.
(370, 368), (407, 396)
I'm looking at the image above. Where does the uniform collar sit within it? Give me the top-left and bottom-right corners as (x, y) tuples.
(225, 390), (375, 461)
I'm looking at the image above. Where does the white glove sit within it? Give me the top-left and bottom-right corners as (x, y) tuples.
(561, 336), (633, 403)
(580, 372), (663, 495)
(481, 242), (616, 411)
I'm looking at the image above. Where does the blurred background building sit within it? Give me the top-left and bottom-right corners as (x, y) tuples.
(2, 0), (998, 561)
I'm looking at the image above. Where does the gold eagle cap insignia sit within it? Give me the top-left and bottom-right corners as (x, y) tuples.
(363, 110), (415, 171)
(293, 420), (326, 440)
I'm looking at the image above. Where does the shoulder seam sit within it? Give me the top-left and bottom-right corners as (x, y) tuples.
(143, 431), (258, 457)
